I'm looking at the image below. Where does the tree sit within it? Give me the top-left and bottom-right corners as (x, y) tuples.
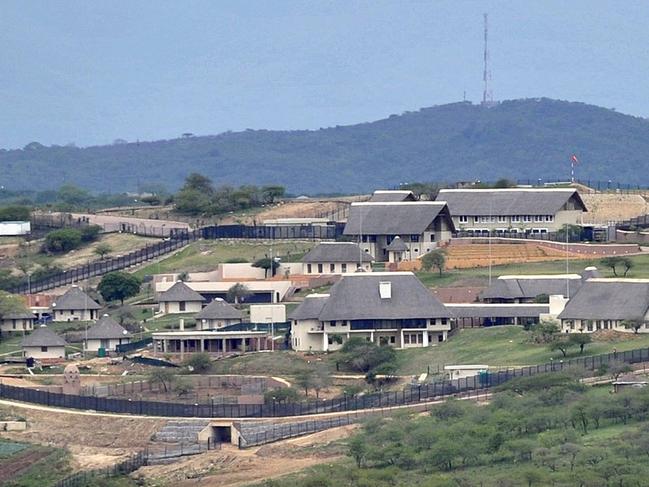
(621, 257), (634, 277)
(147, 368), (175, 393)
(184, 353), (213, 374)
(80, 225), (102, 242)
(531, 321), (559, 344)
(568, 333), (592, 354)
(421, 250), (446, 276)
(549, 337), (571, 357)
(264, 387), (300, 404)
(226, 283), (251, 305)
(253, 257), (280, 278)
(173, 377), (194, 397)
(44, 228), (82, 253)
(94, 243), (112, 260)
(295, 369), (316, 397)
(339, 337), (397, 374)
(312, 365), (332, 399)
(349, 435), (368, 468)
(601, 256), (625, 277)
(0, 205), (31, 221)
(183, 173), (215, 194)
(261, 185), (285, 204)
(622, 319), (644, 334)
(98, 272), (141, 304)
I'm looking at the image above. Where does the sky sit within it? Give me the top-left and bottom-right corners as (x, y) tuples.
(1, 0), (648, 149)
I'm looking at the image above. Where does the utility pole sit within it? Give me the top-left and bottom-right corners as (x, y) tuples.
(482, 13), (494, 107)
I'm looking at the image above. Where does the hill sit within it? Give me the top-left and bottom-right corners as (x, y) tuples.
(2, 98), (649, 194)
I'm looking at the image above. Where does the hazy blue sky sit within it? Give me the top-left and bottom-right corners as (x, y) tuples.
(1, 0), (648, 148)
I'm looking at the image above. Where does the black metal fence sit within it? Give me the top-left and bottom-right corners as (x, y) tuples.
(7, 231), (195, 294)
(6, 223), (344, 294)
(516, 178), (649, 193)
(116, 337), (153, 354)
(200, 223), (345, 240)
(52, 450), (147, 487)
(3, 347), (649, 419)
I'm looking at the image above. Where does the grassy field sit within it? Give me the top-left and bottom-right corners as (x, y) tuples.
(397, 326), (649, 375)
(0, 440), (70, 487)
(133, 240), (315, 278)
(416, 253), (649, 288)
(205, 326), (649, 378)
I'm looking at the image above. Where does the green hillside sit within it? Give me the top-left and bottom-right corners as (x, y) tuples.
(2, 98), (649, 194)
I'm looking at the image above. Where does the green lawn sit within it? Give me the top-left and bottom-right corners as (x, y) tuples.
(133, 239), (315, 278)
(210, 350), (333, 376)
(143, 313), (197, 332)
(396, 326), (649, 375)
(416, 253), (649, 288)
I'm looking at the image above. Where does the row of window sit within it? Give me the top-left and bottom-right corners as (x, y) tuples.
(458, 215), (555, 224)
(307, 263), (349, 273)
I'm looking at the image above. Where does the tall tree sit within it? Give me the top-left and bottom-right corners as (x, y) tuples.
(98, 272), (141, 304)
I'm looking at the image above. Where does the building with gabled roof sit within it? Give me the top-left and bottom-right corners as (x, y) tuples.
(289, 272), (451, 351)
(157, 281), (206, 314)
(558, 279), (649, 333)
(368, 190), (417, 202)
(52, 285), (101, 322)
(84, 314), (132, 352)
(343, 202), (454, 262)
(480, 267), (599, 303)
(22, 325), (66, 359)
(436, 188), (587, 235)
(301, 242), (373, 274)
(194, 298), (243, 330)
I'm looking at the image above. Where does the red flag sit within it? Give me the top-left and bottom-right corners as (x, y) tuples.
(571, 154), (579, 164)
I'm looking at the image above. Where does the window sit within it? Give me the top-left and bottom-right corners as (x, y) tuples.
(330, 264), (335, 272)
(441, 318), (448, 325)
(545, 215), (554, 222)
(390, 336), (396, 344)
(307, 264), (312, 273)
(179, 301), (186, 312)
(410, 235), (420, 242)
(330, 321), (336, 327)
(414, 248), (419, 253)
(317, 264), (323, 273)
(474, 216), (480, 223)
(41, 346), (48, 352)
(523, 215), (532, 222)
(341, 263), (347, 272)
(498, 216), (507, 223)
(459, 216), (468, 223)
(511, 215), (521, 223)
(534, 215), (543, 222)
(404, 334), (410, 344)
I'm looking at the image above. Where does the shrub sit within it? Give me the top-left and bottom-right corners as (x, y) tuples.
(80, 225), (102, 242)
(184, 353), (213, 374)
(44, 228), (83, 253)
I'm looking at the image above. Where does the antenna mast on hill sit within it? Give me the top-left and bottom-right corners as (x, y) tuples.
(482, 13), (494, 106)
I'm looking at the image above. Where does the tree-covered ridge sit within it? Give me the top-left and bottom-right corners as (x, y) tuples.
(269, 373), (649, 486)
(2, 98), (649, 194)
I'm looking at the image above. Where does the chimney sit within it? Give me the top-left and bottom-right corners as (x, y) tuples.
(379, 281), (392, 299)
(179, 318), (185, 330)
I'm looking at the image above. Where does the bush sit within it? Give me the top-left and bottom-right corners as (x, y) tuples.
(98, 272), (141, 304)
(80, 225), (102, 242)
(184, 353), (213, 374)
(0, 205), (30, 221)
(264, 387), (300, 404)
(44, 228), (83, 253)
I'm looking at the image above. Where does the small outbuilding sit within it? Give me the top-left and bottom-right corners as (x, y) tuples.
(194, 299), (243, 330)
(52, 286), (101, 321)
(0, 311), (36, 334)
(301, 242), (373, 274)
(157, 281), (205, 314)
(84, 314), (132, 352)
(22, 325), (66, 360)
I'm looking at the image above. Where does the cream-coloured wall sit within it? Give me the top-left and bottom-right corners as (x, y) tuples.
(291, 319), (325, 352)
(452, 209), (583, 233)
(560, 318), (647, 333)
(23, 345), (66, 359)
(53, 309), (96, 322)
(159, 301), (203, 314)
(303, 262), (371, 275)
(0, 319), (33, 333)
(85, 338), (130, 352)
(197, 318), (241, 331)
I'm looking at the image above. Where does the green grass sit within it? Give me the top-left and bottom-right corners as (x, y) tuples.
(132, 239), (315, 278)
(210, 350), (333, 376)
(0, 447), (70, 487)
(0, 334), (23, 355)
(416, 253), (649, 288)
(143, 313), (196, 332)
(396, 325), (649, 375)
